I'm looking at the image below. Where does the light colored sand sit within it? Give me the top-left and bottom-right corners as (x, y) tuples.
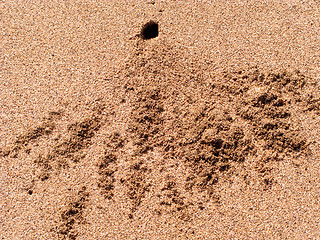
(1, 1), (320, 239)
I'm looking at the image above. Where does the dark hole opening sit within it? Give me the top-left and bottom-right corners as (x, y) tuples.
(140, 21), (159, 40)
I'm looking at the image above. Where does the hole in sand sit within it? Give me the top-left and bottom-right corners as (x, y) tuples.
(140, 21), (159, 40)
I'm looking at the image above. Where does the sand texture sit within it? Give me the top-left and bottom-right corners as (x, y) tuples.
(1, 1), (320, 239)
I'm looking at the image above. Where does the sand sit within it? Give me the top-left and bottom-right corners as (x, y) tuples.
(1, 1), (320, 239)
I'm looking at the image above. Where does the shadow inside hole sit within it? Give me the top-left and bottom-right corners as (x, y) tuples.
(140, 21), (159, 40)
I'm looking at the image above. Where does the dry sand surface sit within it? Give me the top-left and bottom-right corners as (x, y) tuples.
(1, 0), (320, 239)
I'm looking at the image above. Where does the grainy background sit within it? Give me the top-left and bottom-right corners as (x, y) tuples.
(1, 1), (320, 239)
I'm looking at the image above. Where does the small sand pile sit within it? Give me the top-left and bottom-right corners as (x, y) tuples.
(2, 37), (320, 239)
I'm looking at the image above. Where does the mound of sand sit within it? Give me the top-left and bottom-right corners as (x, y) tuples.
(2, 36), (320, 239)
